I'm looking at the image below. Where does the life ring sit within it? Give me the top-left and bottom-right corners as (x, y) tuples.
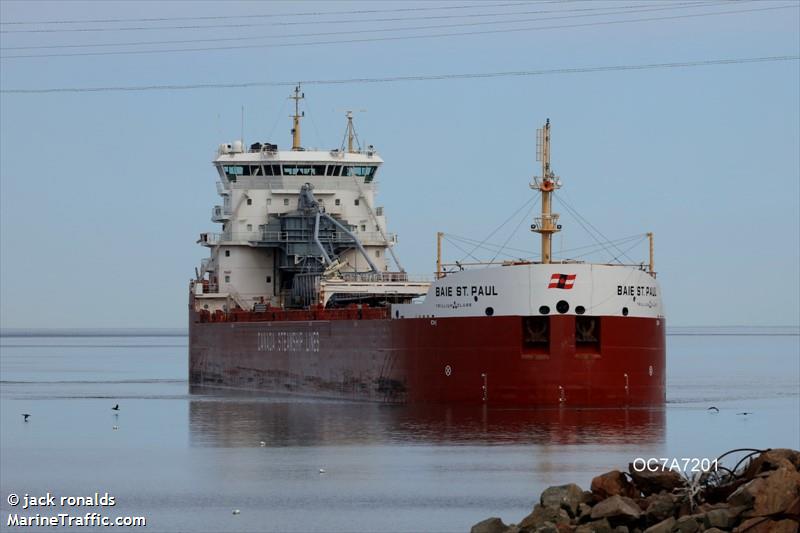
(541, 180), (554, 192)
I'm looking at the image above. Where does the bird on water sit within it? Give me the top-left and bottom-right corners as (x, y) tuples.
(22, 414), (30, 422)
(112, 404), (120, 411)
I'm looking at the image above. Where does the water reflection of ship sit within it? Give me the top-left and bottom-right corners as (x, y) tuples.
(188, 387), (665, 447)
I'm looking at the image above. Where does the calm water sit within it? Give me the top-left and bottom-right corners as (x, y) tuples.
(1, 330), (798, 532)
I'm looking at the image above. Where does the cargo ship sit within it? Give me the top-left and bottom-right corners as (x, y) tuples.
(189, 88), (665, 406)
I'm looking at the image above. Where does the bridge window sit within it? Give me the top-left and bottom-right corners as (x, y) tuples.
(283, 165), (310, 176)
(222, 165), (244, 180)
(281, 164), (326, 176)
(326, 165), (341, 176)
(342, 166), (377, 182)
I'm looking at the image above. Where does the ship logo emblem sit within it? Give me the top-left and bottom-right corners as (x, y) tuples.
(548, 273), (576, 289)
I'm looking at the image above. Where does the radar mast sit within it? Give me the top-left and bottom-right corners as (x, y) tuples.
(531, 119), (562, 264)
(290, 84), (305, 150)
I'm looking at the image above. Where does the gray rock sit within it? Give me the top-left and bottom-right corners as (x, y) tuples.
(613, 527), (630, 533)
(703, 508), (736, 529)
(673, 515), (701, 533)
(470, 517), (509, 533)
(642, 517), (675, 533)
(533, 523), (558, 533)
(519, 504), (570, 530)
(575, 518), (613, 533)
(540, 483), (585, 517)
(590, 495), (643, 521)
(644, 493), (676, 523)
(577, 502), (593, 520)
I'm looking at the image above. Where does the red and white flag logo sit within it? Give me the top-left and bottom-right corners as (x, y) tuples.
(548, 273), (576, 289)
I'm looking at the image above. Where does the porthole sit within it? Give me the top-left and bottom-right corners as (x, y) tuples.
(473, 296), (478, 302)
(575, 305), (585, 315)
(485, 307), (494, 316)
(539, 305), (550, 315)
(556, 300), (569, 314)
(622, 307), (629, 316)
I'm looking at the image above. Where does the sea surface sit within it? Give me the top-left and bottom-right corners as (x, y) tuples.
(0, 328), (798, 532)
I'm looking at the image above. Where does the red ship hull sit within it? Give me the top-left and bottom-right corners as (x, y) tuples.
(189, 312), (665, 406)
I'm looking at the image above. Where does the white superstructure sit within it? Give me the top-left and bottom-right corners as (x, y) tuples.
(195, 88), (429, 312)
(393, 263), (663, 319)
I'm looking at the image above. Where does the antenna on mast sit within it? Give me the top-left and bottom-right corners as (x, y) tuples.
(530, 119), (562, 264)
(290, 84), (305, 150)
(339, 109), (366, 153)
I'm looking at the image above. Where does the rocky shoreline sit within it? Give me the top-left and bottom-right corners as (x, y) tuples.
(471, 448), (800, 533)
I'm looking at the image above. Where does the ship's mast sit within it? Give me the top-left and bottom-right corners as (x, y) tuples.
(290, 84), (305, 150)
(436, 231), (444, 279)
(346, 111), (356, 153)
(531, 119), (562, 264)
(341, 110), (365, 153)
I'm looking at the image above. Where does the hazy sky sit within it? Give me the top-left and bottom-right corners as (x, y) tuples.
(1, 0), (798, 329)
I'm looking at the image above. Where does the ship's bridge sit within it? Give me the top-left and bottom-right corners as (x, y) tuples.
(214, 143), (383, 183)
(193, 89), (427, 312)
